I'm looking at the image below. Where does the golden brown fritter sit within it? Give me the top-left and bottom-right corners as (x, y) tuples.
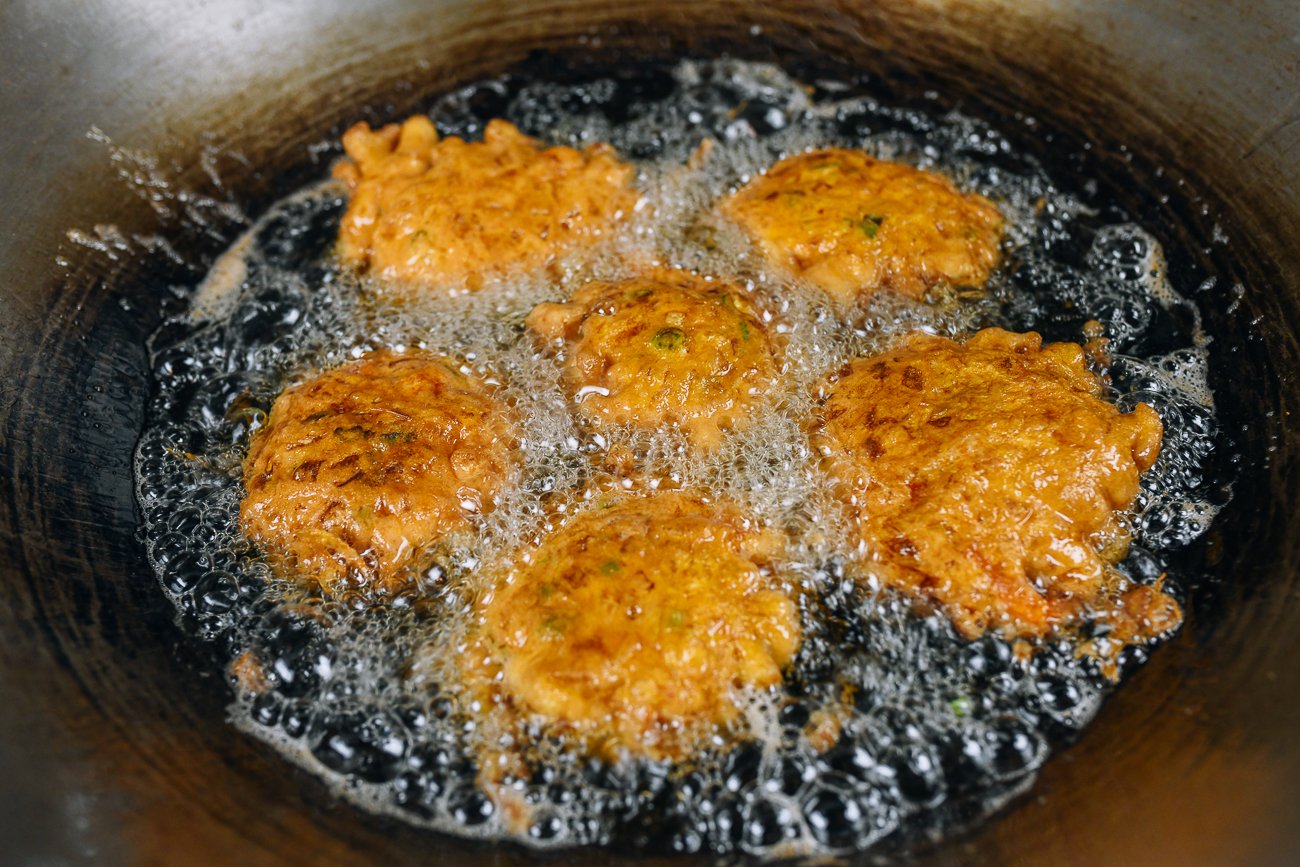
(333, 116), (637, 293)
(459, 491), (801, 759)
(526, 270), (781, 449)
(721, 148), (1004, 304)
(812, 328), (1179, 650)
(240, 350), (515, 595)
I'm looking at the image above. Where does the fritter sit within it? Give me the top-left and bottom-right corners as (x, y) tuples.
(812, 327), (1179, 650)
(721, 148), (1004, 304)
(460, 491), (801, 759)
(240, 350), (515, 594)
(526, 270), (781, 449)
(333, 116), (637, 293)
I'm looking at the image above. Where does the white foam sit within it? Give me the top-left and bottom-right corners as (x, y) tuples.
(133, 58), (1223, 858)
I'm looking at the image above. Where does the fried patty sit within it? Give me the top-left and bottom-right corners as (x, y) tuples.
(721, 148), (1004, 304)
(333, 116), (637, 293)
(240, 350), (515, 594)
(813, 328), (1179, 649)
(526, 270), (781, 449)
(459, 491), (800, 759)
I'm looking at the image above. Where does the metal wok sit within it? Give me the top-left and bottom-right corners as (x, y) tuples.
(1, 0), (1298, 863)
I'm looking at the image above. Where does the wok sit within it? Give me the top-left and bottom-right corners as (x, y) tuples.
(1, 0), (1298, 863)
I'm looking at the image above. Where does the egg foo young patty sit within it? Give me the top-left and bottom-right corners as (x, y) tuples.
(458, 492), (801, 760)
(721, 148), (1004, 304)
(813, 328), (1180, 651)
(332, 116), (637, 293)
(240, 350), (515, 595)
(525, 270), (781, 449)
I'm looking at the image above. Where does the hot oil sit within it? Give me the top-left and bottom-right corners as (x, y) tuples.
(134, 59), (1222, 857)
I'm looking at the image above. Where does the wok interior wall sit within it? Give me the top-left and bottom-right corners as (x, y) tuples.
(1, 1), (1297, 863)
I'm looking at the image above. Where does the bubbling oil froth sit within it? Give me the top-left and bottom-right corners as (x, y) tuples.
(134, 58), (1223, 857)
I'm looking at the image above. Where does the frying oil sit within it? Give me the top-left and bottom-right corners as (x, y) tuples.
(134, 59), (1221, 857)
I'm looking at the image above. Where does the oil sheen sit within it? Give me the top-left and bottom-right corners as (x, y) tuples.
(134, 59), (1222, 858)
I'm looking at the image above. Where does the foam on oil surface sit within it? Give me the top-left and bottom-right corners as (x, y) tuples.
(134, 59), (1223, 858)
